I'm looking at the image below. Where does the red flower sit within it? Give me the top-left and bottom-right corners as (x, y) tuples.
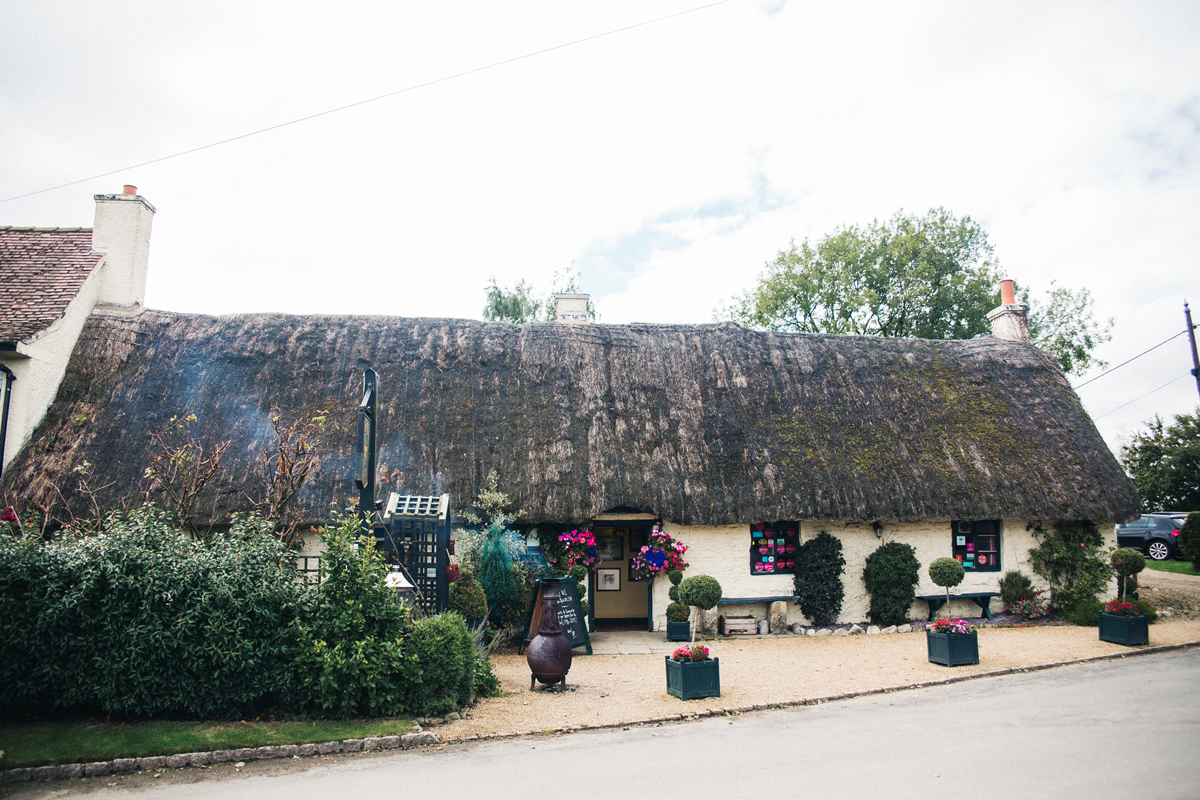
(0, 507), (17, 523)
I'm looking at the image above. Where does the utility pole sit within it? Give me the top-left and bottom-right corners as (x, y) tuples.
(1187, 301), (1200, 403)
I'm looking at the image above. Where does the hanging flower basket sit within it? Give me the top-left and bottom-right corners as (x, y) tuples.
(630, 527), (688, 581)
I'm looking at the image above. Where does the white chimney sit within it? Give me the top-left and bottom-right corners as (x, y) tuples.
(987, 279), (1030, 342)
(92, 185), (155, 310)
(554, 293), (591, 323)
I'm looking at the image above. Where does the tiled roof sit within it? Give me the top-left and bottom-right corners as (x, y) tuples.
(0, 227), (103, 342)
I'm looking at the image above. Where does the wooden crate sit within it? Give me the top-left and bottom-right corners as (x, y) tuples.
(719, 615), (758, 635)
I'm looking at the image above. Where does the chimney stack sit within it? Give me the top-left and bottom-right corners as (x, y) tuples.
(92, 187), (155, 311)
(987, 279), (1030, 342)
(554, 293), (592, 323)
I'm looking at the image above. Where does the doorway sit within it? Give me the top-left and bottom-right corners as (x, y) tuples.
(592, 523), (652, 631)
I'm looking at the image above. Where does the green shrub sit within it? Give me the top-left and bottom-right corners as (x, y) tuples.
(0, 506), (305, 719)
(1065, 598), (1104, 627)
(294, 517), (413, 717)
(1178, 512), (1200, 571)
(1027, 521), (1113, 612)
(1111, 548), (1146, 598)
(1066, 597), (1158, 627)
(677, 575), (723, 611)
(793, 532), (845, 626)
(862, 542), (920, 626)
(449, 569), (489, 625)
(668, 570), (683, 586)
(477, 524), (521, 627)
(999, 570), (1035, 604)
(403, 613), (477, 716)
(666, 602), (691, 623)
(668, 585), (680, 602)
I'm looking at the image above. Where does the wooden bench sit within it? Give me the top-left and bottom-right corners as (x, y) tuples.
(918, 592), (1001, 621)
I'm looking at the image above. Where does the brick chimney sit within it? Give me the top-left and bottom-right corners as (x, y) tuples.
(554, 293), (592, 323)
(987, 279), (1030, 342)
(92, 185), (155, 310)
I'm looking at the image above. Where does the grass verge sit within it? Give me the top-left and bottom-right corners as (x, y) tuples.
(0, 717), (415, 770)
(1143, 560), (1200, 576)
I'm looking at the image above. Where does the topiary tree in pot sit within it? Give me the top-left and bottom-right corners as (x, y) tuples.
(928, 557), (965, 618)
(862, 542), (921, 627)
(1110, 547), (1146, 599)
(677, 575), (723, 643)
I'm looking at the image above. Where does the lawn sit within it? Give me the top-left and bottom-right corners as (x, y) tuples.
(0, 717), (416, 770)
(1143, 560), (1200, 576)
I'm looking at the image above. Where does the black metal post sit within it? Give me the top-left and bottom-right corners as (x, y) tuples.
(1186, 301), (1200, 403)
(355, 369), (378, 537)
(0, 365), (14, 484)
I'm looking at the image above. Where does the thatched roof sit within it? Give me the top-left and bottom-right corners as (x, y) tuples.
(1, 310), (1138, 526)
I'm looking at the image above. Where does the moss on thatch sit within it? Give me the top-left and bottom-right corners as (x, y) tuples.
(1, 311), (1138, 526)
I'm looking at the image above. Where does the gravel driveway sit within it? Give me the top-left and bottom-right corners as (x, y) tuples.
(434, 617), (1200, 740)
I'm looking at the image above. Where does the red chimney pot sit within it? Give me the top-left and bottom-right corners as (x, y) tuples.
(1000, 279), (1015, 305)
(122, 185), (137, 195)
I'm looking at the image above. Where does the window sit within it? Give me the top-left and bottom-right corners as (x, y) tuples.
(749, 521), (799, 575)
(951, 520), (1001, 572)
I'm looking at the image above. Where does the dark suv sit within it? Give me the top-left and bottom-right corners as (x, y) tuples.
(1116, 513), (1189, 561)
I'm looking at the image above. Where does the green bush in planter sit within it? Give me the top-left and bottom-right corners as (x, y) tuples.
(449, 568), (489, 626)
(666, 602), (691, 623)
(928, 557), (965, 617)
(677, 575), (723, 641)
(1110, 548), (1146, 598)
(862, 542), (920, 627)
(793, 531), (845, 627)
(999, 570), (1035, 604)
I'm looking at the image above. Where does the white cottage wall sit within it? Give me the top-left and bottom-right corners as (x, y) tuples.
(648, 520), (1117, 630)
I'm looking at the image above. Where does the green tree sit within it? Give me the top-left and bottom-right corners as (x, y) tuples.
(723, 208), (1111, 375)
(482, 278), (543, 323)
(481, 266), (595, 323)
(1119, 409), (1200, 512)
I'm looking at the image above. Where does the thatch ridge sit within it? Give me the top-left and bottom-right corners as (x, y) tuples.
(1, 310), (1139, 526)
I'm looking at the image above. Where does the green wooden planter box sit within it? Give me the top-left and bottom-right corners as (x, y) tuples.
(1099, 613), (1149, 646)
(665, 656), (720, 700)
(926, 630), (979, 667)
(666, 621), (691, 642)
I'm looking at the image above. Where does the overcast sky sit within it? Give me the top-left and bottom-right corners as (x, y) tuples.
(2, 0), (1198, 456)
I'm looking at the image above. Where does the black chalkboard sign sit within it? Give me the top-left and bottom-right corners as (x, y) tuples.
(519, 578), (592, 655)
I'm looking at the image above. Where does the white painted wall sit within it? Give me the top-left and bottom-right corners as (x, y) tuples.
(648, 519), (1118, 630)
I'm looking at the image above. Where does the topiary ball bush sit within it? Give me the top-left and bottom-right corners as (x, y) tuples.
(668, 585), (680, 602)
(568, 564), (588, 583)
(928, 557), (965, 589)
(1111, 547), (1146, 598)
(793, 531), (845, 627)
(677, 575), (723, 611)
(668, 569), (684, 586)
(999, 570), (1035, 604)
(666, 602), (691, 623)
(862, 542), (920, 627)
(1177, 512), (1200, 572)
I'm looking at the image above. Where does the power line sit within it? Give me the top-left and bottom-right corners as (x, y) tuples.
(1072, 328), (1190, 390)
(1093, 372), (1192, 420)
(0, 0), (735, 205)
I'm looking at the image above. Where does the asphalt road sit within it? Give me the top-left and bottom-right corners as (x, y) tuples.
(24, 649), (1200, 800)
